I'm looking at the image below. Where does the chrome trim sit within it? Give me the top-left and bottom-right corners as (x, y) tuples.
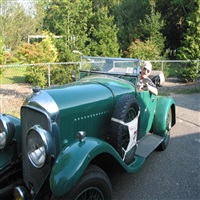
(24, 90), (59, 122)
(14, 186), (28, 200)
(0, 114), (15, 149)
(77, 131), (86, 142)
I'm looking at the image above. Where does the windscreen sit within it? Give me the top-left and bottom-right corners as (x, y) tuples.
(80, 56), (140, 76)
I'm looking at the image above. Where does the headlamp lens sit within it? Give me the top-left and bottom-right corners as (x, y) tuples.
(0, 115), (15, 149)
(0, 129), (6, 149)
(27, 128), (46, 168)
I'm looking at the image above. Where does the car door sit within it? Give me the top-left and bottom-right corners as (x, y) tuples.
(137, 90), (157, 139)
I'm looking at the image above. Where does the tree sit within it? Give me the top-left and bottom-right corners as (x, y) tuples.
(176, 0), (200, 82)
(156, 0), (199, 57)
(0, 36), (6, 77)
(92, 0), (122, 14)
(113, 0), (149, 52)
(177, 0), (200, 60)
(138, 0), (165, 55)
(0, 0), (44, 52)
(43, 0), (120, 60)
(0, 36), (5, 64)
(127, 39), (160, 60)
(43, 0), (93, 61)
(87, 6), (120, 57)
(122, 0), (165, 59)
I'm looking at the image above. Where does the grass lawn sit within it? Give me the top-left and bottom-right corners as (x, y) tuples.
(0, 66), (27, 84)
(151, 62), (181, 78)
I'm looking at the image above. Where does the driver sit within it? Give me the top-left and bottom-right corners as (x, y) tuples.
(138, 61), (158, 95)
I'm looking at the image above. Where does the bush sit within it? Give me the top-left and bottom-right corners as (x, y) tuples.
(0, 67), (5, 77)
(14, 32), (58, 87)
(25, 65), (48, 87)
(176, 62), (199, 82)
(51, 65), (79, 85)
(126, 39), (160, 60)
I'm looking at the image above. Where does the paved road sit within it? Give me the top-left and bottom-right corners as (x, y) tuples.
(111, 93), (200, 200)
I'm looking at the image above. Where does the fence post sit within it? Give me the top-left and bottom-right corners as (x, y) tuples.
(0, 72), (2, 113)
(48, 63), (51, 87)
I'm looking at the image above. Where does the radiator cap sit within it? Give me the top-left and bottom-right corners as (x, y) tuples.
(32, 86), (41, 94)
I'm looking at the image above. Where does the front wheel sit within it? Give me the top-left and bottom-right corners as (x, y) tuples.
(52, 165), (112, 200)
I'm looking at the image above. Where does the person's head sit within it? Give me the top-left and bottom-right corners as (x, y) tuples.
(141, 61), (152, 78)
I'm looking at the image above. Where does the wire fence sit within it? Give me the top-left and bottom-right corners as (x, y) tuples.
(0, 62), (80, 117)
(150, 60), (199, 82)
(0, 60), (199, 117)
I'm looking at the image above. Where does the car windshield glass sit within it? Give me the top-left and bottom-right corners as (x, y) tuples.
(80, 56), (140, 76)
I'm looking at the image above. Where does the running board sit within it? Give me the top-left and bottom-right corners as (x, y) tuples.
(135, 134), (164, 158)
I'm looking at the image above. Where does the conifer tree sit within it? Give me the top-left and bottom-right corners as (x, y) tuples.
(176, 0), (200, 82)
(88, 6), (120, 56)
(138, 0), (165, 55)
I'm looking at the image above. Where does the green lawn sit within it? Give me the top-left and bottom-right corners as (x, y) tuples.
(166, 63), (181, 77)
(0, 66), (27, 84)
(151, 62), (180, 78)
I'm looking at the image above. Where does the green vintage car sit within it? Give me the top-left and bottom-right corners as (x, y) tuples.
(0, 56), (176, 200)
(0, 114), (23, 199)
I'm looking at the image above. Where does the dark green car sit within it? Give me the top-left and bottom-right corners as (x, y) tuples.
(0, 56), (176, 200)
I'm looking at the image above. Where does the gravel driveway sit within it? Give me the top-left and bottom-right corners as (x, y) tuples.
(0, 83), (32, 117)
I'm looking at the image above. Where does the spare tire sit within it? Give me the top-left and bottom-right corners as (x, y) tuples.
(109, 94), (140, 164)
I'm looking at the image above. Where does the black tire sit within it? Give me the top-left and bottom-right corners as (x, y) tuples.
(109, 94), (139, 164)
(157, 109), (172, 151)
(52, 165), (112, 200)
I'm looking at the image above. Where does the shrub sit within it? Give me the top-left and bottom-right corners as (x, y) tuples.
(51, 65), (79, 85)
(126, 39), (160, 60)
(25, 65), (48, 87)
(175, 62), (199, 82)
(176, 2), (199, 82)
(15, 32), (58, 87)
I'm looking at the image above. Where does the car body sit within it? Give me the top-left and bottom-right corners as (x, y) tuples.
(0, 56), (176, 200)
(0, 114), (23, 199)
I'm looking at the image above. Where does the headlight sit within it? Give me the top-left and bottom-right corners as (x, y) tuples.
(0, 131), (6, 149)
(0, 114), (15, 149)
(27, 125), (53, 168)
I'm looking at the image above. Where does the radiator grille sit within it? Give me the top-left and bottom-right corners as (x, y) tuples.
(21, 106), (52, 194)
(21, 107), (50, 133)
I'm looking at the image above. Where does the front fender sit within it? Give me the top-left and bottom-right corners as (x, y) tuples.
(50, 137), (120, 197)
(153, 96), (176, 136)
(0, 114), (21, 170)
(6, 114), (21, 146)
